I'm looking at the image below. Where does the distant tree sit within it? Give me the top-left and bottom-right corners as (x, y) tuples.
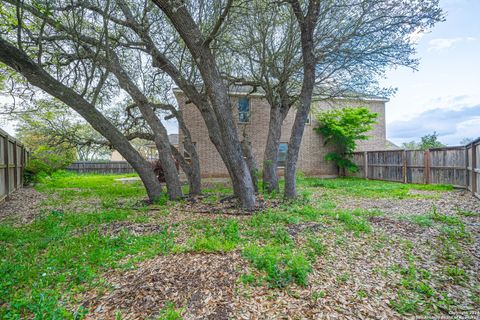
(459, 137), (474, 145)
(16, 100), (111, 161)
(419, 132), (445, 149)
(401, 141), (420, 150)
(315, 107), (378, 173)
(17, 124), (77, 181)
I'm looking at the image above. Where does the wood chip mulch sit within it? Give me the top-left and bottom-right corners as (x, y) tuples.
(81, 252), (246, 320)
(0, 187), (47, 224)
(368, 216), (438, 240)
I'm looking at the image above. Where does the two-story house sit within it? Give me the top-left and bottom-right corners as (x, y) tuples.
(175, 85), (389, 178)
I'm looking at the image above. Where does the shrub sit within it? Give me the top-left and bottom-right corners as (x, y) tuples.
(314, 107), (378, 173)
(24, 145), (76, 183)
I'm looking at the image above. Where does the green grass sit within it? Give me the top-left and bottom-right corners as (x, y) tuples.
(36, 171), (147, 204)
(242, 244), (312, 288)
(300, 177), (452, 198)
(0, 210), (174, 318)
(186, 219), (241, 253)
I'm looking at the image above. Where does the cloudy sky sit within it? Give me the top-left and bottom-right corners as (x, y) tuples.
(1, 0), (479, 146)
(381, 0), (480, 146)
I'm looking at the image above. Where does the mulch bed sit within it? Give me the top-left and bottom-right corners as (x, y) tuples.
(82, 252), (246, 320)
(0, 187), (47, 224)
(368, 215), (438, 240)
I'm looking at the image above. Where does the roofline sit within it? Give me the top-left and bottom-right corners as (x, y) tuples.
(172, 88), (389, 103)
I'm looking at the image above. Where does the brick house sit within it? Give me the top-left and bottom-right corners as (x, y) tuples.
(175, 86), (389, 178)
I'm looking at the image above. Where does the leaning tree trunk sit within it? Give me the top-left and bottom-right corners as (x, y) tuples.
(0, 37), (163, 202)
(284, 2), (319, 199)
(104, 52), (183, 200)
(153, 0), (257, 209)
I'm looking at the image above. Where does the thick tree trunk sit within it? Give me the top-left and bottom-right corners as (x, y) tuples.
(0, 37), (163, 201)
(284, 1), (320, 199)
(122, 1), (254, 207)
(153, 0), (256, 209)
(262, 102), (290, 193)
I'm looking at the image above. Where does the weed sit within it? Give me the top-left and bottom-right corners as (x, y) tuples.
(445, 266), (467, 284)
(305, 236), (326, 260)
(188, 219), (241, 253)
(390, 290), (420, 314)
(311, 291), (326, 301)
(157, 302), (183, 320)
(357, 289), (367, 298)
(336, 273), (350, 283)
(399, 214), (434, 227)
(335, 211), (371, 235)
(242, 244), (312, 288)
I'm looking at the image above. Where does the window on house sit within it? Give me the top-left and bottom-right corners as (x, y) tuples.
(238, 97), (250, 123)
(277, 143), (288, 167)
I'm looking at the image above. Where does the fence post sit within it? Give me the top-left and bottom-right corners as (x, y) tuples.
(4, 135), (10, 198)
(402, 150), (407, 183)
(424, 149), (430, 184)
(363, 151), (368, 179)
(13, 140), (18, 190)
(472, 143), (477, 196)
(465, 146), (469, 190)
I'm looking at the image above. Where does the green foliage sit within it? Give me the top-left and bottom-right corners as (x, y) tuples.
(25, 146), (76, 181)
(0, 210), (174, 318)
(242, 244), (312, 288)
(187, 219), (241, 253)
(419, 132), (445, 149)
(402, 132), (446, 150)
(157, 302), (183, 320)
(315, 107), (378, 173)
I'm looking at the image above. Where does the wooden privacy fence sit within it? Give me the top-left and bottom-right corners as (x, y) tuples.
(0, 128), (29, 203)
(348, 138), (480, 199)
(66, 161), (136, 174)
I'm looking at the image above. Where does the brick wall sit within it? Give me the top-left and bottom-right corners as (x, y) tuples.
(175, 91), (387, 177)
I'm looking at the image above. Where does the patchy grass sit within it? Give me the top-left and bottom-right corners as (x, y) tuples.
(301, 176), (453, 198)
(0, 173), (477, 319)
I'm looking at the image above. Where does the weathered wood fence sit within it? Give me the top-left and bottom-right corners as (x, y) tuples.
(66, 161), (136, 174)
(0, 128), (29, 203)
(348, 138), (480, 199)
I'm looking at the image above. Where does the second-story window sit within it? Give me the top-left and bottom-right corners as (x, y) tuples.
(238, 97), (250, 123)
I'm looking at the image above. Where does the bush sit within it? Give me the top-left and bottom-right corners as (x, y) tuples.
(315, 107), (378, 173)
(24, 145), (76, 184)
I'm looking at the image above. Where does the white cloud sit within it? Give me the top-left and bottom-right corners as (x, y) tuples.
(428, 37), (477, 51)
(387, 104), (480, 145)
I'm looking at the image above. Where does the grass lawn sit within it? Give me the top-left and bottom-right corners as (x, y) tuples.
(0, 172), (479, 319)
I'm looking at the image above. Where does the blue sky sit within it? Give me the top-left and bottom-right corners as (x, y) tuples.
(1, 0), (479, 146)
(381, 0), (480, 146)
